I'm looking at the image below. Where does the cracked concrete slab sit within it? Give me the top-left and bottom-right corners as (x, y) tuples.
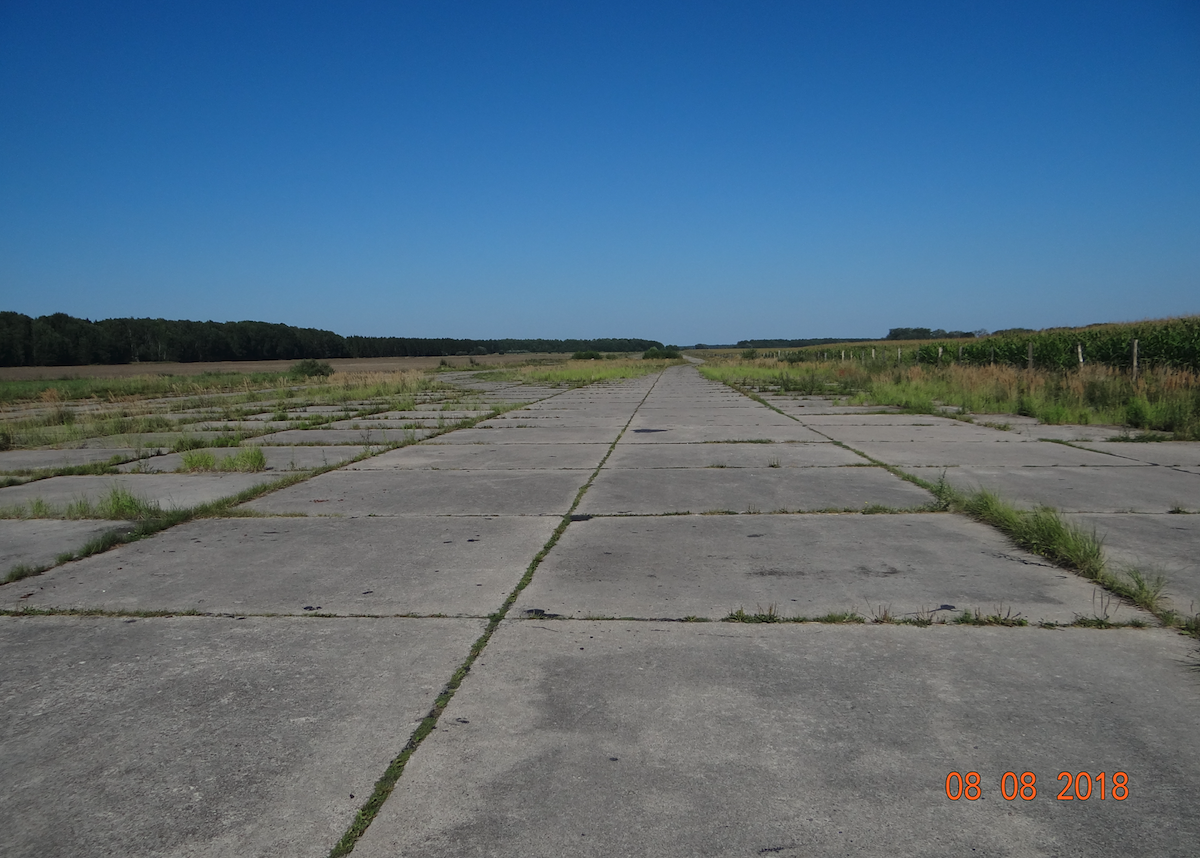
(813, 423), (1030, 444)
(942, 465), (1200, 513)
(846, 440), (1136, 468)
(347, 442), (609, 471)
(250, 428), (435, 445)
(2, 516), (557, 615)
(244, 469), (586, 516)
(353, 621), (1200, 858)
(0, 519), (127, 573)
(0, 448), (140, 472)
(603, 442), (867, 469)
(578, 467), (932, 515)
(0, 473), (280, 513)
(426, 426), (621, 444)
(1064, 512), (1200, 606)
(620, 424), (829, 443)
(515, 514), (1109, 622)
(115, 445), (380, 473)
(0, 615), (484, 858)
(1072, 441), (1200, 467)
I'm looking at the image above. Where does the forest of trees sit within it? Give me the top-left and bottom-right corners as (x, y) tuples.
(0, 312), (663, 367)
(885, 327), (978, 340)
(734, 337), (875, 349)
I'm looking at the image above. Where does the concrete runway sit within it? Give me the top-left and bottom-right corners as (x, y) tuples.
(2, 365), (1198, 857)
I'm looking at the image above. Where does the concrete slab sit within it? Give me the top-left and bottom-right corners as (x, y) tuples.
(354, 622), (1200, 858)
(631, 407), (796, 422)
(245, 469), (585, 516)
(1073, 441), (1200, 467)
(814, 423), (1027, 444)
(348, 443), (609, 471)
(3, 516), (557, 615)
(792, 414), (1010, 426)
(603, 442), (867, 469)
(0, 519), (125, 573)
(377, 410), (493, 420)
(943, 465), (1200, 513)
(578, 467), (932, 515)
(0, 473), (280, 513)
(116, 446), (380, 473)
(847, 440), (1134, 468)
(250, 428), (434, 445)
(427, 427), (620, 445)
(66, 431), (236, 450)
(0, 448), (140, 472)
(1064, 512), (1200, 606)
(516, 513), (1107, 622)
(620, 425), (829, 443)
(479, 415), (630, 428)
(0, 615), (483, 858)
(192, 420), (294, 432)
(1018, 423), (1128, 442)
(323, 418), (445, 430)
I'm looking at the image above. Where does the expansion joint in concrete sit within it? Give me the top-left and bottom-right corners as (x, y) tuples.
(325, 370), (669, 857)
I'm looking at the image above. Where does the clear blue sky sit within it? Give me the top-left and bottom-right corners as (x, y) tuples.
(2, 1), (1198, 345)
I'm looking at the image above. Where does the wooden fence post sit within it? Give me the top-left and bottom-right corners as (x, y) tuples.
(1027, 342), (1034, 370)
(1132, 339), (1139, 382)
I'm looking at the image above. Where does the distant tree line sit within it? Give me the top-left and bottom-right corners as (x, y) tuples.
(735, 337), (875, 349)
(885, 327), (978, 340)
(0, 312), (663, 367)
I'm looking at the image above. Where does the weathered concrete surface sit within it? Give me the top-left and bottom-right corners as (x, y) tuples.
(245, 469), (586, 516)
(0, 519), (126, 572)
(115, 445), (380, 473)
(943, 465), (1200, 513)
(0, 448), (139, 472)
(1016, 423), (1127, 442)
(620, 424), (829, 443)
(0, 473), (280, 512)
(66, 431), (235, 450)
(814, 422), (1033, 444)
(0, 616), (484, 858)
(1064, 512), (1200, 607)
(2, 516), (556, 615)
(348, 442), (609, 471)
(578, 467), (933, 515)
(480, 413), (630, 427)
(847, 440), (1135, 468)
(354, 622), (1200, 858)
(603, 441), (867, 469)
(1074, 441), (1200, 467)
(426, 426), (620, 444)
(251, 427), (435, 445)
(628, 411), (802, 428)
(514, 514), (1111, 622)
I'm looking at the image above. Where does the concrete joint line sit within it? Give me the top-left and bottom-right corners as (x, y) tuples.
(325, 369), (668, 857)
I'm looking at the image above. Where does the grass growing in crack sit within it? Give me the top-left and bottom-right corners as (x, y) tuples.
(0, 485), (164, 521)
(952, 608), (1029, 627)
(723, 608), (868, 624)
(178, 446), (267, 473)
(915, 474), (1196, 636)
(4, 563), (48, 584)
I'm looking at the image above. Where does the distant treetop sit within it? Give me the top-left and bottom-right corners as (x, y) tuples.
(885, 327), (976, 341)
